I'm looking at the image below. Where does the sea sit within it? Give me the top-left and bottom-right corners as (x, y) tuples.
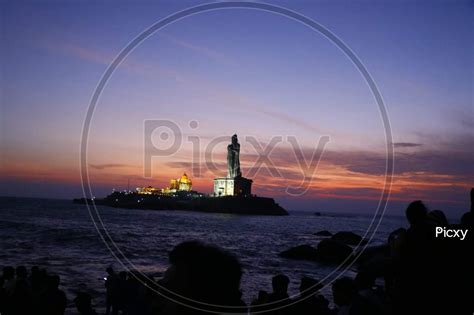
(0, 197), (406, 314)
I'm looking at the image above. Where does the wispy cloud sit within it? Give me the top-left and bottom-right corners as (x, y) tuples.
(88, 163), (135, 170)
(392, 142), (423, 148)
(41, 40), (184, 81)
(50, 42), (146, 74)
(159, 33), (235, 65)
(256, 109), (328, 134)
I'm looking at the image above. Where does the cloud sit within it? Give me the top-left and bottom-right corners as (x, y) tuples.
(258, 133), (474, 178)
(256, 109), (328, 134)
(392, 142), (423, 148)
(88, 163), (133, 170)
(41, 40), (183, 81)
(159, 33), (235, 65)
(49, 42), (146, 74)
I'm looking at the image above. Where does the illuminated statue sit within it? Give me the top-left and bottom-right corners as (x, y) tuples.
(227, 134), (241, 178)
(214, 133), (252, 196)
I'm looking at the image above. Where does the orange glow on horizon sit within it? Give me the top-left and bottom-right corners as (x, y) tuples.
(3, 153), (472, 207)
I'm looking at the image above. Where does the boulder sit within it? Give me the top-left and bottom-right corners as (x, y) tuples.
(314, 230), (332, 237)
(279, 245), (318, 261)
(331, 231), (367, 246)
(316, 239), (353, 264)
(356, 245), (391, 276)
(356, 245), (390, 264)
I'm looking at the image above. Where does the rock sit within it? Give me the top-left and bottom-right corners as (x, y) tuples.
(314, 230), (332, 237)
(279, 245), (318, 261)
(357, 245), (390, 263)
(316, 239), (353, 264)
(356, 245), (391, 276)
(331, 231), (368, 246)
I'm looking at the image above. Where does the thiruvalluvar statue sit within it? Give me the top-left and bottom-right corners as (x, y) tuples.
(227, 134), (242, 178)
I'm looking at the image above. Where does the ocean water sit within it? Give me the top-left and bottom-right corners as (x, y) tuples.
(0, 197), (406, 313)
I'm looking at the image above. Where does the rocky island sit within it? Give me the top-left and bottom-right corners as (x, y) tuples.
(74, 134), (288, 216)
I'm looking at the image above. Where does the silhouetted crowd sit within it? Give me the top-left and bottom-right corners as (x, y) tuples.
(1, 189), (473, 315)
(0, 266), (67, 315)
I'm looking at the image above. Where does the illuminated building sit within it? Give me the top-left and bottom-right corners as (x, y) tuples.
(213, 177), (252, 196)
(135, 186), (161, 195)
(136, 173), (193, 195)
(162, 173), (193, 193)
(177, 173), (192, 191)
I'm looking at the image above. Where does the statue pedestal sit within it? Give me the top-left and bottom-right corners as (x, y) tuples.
(213, 177), (253, 197)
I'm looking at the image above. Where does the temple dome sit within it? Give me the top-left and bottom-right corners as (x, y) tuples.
(178, 173), (192, 191)
(180, 173), (191, 183)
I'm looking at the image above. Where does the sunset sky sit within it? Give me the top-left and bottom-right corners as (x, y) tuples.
(1, 0), (472, 216)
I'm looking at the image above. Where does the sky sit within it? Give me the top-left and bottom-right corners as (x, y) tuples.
(1, 0), (473, 216)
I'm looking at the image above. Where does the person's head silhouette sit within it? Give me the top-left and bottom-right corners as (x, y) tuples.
(406, 200), (428, 227)
(272, 274), (290, 295)
(106, 267), (114, 276)
(3, 266), (14, 280)
(16, 266), (27, 278)
(74, 292), (96, 314)
(162, 240), (243, 309)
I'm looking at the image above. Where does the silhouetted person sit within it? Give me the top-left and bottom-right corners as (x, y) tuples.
(29, 266), (45, 314)
(11, 265), (33, 315)
(2, 266), (15, 294)
(1, 266), (15, 315)
(405, 200), (428, 227)
(29, 266), (42, 293)
(403, 200), (433, 260)
(264, 274), (291, 315)
(159, 240), (245, 314)
(471, 188), (474, 212)
(105, 267), (119, 315)
(123, 272), (151, 315)
(403, 201), (432, 262)
(74, 292), (97, 315)
(292, 277), (330, 315)
(392, 201), (432, 314)
(392, 201), (469, 315)
(461, 211), (473, 229)
(455, 195), (474, 313)
(115, 271), (128, 313)
(250, 290), (268, 313)
(0, 277), (3, 315)
(38, 275), (67, 315)
(15, 266), (27, 280)
(268, 274), (289, 302)
(427, 209), (449, 226)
